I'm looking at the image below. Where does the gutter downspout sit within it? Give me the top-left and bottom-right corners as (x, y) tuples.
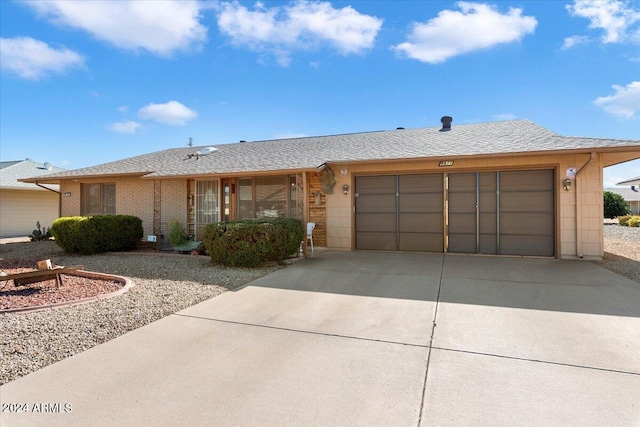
(575, 153), (595, 258)
(35, 181), (62, 218)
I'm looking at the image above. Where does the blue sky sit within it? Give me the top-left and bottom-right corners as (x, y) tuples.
(1, 0), (638, 187)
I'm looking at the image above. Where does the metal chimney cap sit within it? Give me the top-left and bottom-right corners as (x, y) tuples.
(440, 116), (452, 132)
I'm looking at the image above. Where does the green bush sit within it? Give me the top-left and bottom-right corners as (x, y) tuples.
(203, 218), (304, 267)
(604, 191), (629, 219)
(618, 215), (632, 226)
(51, 215), (143, 255)
(628, 216), (640, 227)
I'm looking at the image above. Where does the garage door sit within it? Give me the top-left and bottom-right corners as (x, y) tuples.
(355, 174), (443, 251)
(448, 170), (555, 257)
(356, 170), (555, 257)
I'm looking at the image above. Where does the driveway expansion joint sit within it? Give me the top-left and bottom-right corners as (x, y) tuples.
(432, 346), (640, 377)
(417, 253), (446, 426)
(173, 313), (431, 348)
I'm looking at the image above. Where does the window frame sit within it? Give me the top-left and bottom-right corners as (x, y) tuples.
(80, 183), (116, 216)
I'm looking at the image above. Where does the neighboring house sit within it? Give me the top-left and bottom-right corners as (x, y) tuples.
(609, 179), (640, 215)
(617, 176), (640, 186)
(22, 119), (640, 260)
(0, 159), (65, 238)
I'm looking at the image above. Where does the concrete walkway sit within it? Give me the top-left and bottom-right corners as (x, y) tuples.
(1, 251), (639, 426)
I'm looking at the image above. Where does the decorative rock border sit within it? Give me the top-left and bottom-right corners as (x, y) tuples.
(1, 270), (134, 314)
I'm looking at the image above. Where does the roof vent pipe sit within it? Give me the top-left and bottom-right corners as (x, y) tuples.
(440, 116), (452, 132)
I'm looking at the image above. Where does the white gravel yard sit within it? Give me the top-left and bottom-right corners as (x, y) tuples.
(0, 241), (282, 385)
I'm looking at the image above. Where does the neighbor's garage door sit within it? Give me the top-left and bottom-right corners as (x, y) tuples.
(356, 170), (554, 257)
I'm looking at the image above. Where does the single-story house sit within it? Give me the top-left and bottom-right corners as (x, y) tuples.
(22, 119), (640, 260)
(617, 176), (640, 186)
(1, 159), (65, 238)
(606, 187), (640, 215)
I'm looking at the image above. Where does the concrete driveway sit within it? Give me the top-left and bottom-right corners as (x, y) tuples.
(1, 251), (639, 426)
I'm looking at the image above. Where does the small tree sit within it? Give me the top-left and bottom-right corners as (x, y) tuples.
(167, 218), (189, 247)
(603, 191), (629, 219)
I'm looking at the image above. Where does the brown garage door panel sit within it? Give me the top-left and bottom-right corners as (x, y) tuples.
(500, 170), (554, 191)
(501, 213), (554, 236)
(500, 235), (554, 257)
(449, 213), (476, 234)
(357, 232), (396, 251)
(448, 234), (476, 253)
(356, 176), (396, 194)
(500, 191), (554, 213)
(399, 233), (443, 252)
(399, 213), (443, 233)
(357, 194), (397, 213)
(399, 195), (442, 212)
(356, 213), (396, 232)
(399, 174), (443, 193)
(479, 235), (497, 254)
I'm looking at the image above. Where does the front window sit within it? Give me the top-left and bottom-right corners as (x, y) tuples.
(237, 175), (301, 220)
(81, 183), (115, 215)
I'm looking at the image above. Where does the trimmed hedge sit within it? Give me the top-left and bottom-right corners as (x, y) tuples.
(203, 218), (304, 267)
(51, 215), (143, 255)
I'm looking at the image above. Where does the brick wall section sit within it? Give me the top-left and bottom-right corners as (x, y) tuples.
(308, 172), (327, 247)
(60, 176), (154, 236)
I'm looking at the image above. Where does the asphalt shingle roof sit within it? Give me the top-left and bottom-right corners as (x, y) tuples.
(617, 176), (640, 186)
(0, 159), (65, 190)
(22, 120), (640, 182)
(605, 188), (640, 201)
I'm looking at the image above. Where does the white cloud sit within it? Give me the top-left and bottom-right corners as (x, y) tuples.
(110, 120), (143, 134)
(0, 36), (84, 80)
(138, 101), (198, 125)
(117, 106), (129, 113)
(566, 0), (640, 44)
(22, 0), (207, 56)
(593, 81), (640, 119)
(562, 35), (590, 49)
(392, 2), (537, 64)
(215, 1), (382, 66)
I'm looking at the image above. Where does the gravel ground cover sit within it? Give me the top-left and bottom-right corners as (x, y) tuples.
(595, 225), (640, 284)
(0, 241), (282, 385)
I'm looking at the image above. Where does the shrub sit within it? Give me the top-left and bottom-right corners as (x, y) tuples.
(604, 191), (629, 219)
(628, 216), (640, 227)
(203, 218), (304, 267)
(618, 215), (632, 226)
(167, 218), (189, 247)
(51, 215), (143, 255)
